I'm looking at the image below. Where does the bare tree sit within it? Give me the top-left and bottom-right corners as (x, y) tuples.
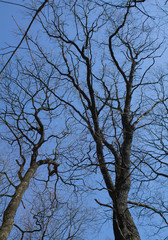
(0, 0), (168, 240)
(0, 53), (96, 239)
(0, 58), (60, 239)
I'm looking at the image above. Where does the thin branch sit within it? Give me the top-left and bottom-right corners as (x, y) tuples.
(128, 201), (168, 225)
(95, 198), (113, 209)
(133, 98), (168, 127)
(0, 0), (48, 75)
(0, 172), (17, 188)
(0, 0), (34, 10)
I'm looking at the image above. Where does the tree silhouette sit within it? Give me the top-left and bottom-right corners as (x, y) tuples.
(0, 1), (168, 239)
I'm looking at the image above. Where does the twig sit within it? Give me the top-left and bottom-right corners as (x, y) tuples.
(0, 0), (48, 75)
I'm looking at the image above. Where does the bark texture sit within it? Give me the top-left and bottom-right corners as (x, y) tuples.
(113, 207), (140, 240)
(0, 162), (39, 240)
(112, 115), (140, 239)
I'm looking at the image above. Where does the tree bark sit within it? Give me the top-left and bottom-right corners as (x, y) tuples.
(95, 134), (140, 239)
(113, 185), (141, 240)
(112, 122), (140, 240)
(113, 207), (140, 240)
(0, 162), (39, 240)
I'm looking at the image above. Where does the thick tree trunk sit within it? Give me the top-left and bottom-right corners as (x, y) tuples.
(96, 139), (140, 239)
(0, 162), (39, 240)
(113, 207), (140, 240)
(113, 199), (140, 240)
(112, 111), (140, 239)
(112, 170), (140, 240)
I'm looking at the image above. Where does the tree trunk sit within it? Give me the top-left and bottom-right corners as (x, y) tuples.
(113, 157), (140, 239)
(112, 112), (140, 239)
(113, 204), (140, 240)
(0, 162), (39, 240)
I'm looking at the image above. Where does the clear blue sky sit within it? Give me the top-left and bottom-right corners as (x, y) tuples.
(0, 2), (113, 239)
(0, 1), (167, 240)
(0, 1), (30, 53)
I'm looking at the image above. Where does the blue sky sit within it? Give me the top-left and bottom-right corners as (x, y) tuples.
(0, 2), (113, 239)
(0, 1), (23, 49)
(0, 1), (168, 240)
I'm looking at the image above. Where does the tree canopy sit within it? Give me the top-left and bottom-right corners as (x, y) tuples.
(0, 1), (168, 239)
